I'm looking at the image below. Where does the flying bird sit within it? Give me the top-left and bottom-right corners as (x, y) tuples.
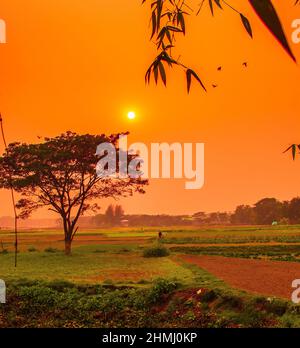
(242, 62), (248, 68)
(212, 84), (218, 88)
(217, 66), (222, 71)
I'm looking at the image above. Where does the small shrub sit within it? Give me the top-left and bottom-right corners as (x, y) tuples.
(48, 280), (76, 292)
(94, 249), (106, 253)
(280, 313), (300, 328)
(143, 244), (170, 258)
(137, 279), (150, 285)
(225, 307), (269, 328)
(103, 279), (114, 285)
(265, 299), (288, 316)
(18, 285), (60, 311)
(9, 279), (42, 289)
(201, 289), (218, 303)
(44, 247), (59, 253)
(147, 278), (179, 304)
(119, 248), (130, 253)
(216, 294), (244, 310)
(28, 247), (38, 252)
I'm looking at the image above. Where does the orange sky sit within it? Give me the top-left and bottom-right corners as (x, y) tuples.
(0, 0), (300, 217)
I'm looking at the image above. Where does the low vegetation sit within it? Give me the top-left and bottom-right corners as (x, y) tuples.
(1, 225), (300, 327)
(1, 277), (299, 328)
(170, 244), (300, 262)
(143, 244), (170, 258)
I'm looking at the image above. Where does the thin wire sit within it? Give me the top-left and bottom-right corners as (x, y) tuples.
(0, 113), (18, 267)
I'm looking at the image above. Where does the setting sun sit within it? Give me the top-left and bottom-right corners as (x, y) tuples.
(127, 111), (136, 120)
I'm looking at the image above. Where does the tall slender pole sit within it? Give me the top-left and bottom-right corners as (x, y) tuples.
(0, 113), (18, 267)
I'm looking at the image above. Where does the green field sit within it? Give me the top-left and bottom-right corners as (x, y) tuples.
(1, 225), (300, 328)
(1, 225), (300, 281)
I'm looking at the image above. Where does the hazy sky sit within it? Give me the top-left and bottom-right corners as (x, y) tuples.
(0, 1), (300, 217)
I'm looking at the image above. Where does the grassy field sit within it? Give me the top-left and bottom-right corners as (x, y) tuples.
(1, 225), (300, 327)
(0, 247), (194, 285)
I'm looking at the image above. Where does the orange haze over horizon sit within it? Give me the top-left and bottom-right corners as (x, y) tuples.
(0, 1), (300, 218)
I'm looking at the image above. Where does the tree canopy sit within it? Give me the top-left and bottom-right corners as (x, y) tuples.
(0, 132), (148, 254)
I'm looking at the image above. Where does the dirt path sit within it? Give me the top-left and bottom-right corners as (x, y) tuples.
(179, 255), (300, 299)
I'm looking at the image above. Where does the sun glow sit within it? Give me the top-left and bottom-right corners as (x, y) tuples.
(127, 111), (136, 120)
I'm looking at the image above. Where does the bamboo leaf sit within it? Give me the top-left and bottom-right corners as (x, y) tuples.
(158, 61), (167, 86)
(190, 69), (207, 92)
(154, 63), (159, 84)
(209, 0), (214, 16)
(186, 69), (192, 93)
(186, 69), (206, 93)
(240, 13), (253, 38)
(213, 0), (222, 9)
(249, 0), (296, 61)
(151, 11), (157, 39)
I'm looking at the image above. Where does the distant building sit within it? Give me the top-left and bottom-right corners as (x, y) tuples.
(120, 219), (129, 227)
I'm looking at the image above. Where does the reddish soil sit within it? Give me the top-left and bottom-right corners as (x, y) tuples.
(180, 255), (300, 299)
(0, 234), (149, 251)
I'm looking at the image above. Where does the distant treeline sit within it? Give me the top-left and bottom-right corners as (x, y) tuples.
(230, 197), (300, 225)
(71, 197), (300, 228)
(195, 197), (300, 226)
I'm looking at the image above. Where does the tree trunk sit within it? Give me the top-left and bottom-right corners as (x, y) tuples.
(62, 215), (73, 255)
(62, 216), (77, 256)
(64, 238), (72, 256)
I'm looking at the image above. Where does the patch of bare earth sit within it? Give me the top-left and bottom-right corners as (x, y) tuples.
(0, 235), (149, 251)
(180, 255), (300, 299)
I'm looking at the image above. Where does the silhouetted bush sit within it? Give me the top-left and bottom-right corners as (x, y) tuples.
(143, 244), (170, 258)
(44, 247), (59, 253)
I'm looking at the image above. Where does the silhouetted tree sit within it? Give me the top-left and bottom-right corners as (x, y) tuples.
(231, 205), (257, 225)
(114, 205), (125, 224)
(254, 198), (282, 225)
(105, 204), (115, 226)
(287, 197), (300, 224)
(193, 211), (207, 224)
(92, 213), (106, 227)
(281, 200), (290, 220)
(0, 132), (148, 255)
